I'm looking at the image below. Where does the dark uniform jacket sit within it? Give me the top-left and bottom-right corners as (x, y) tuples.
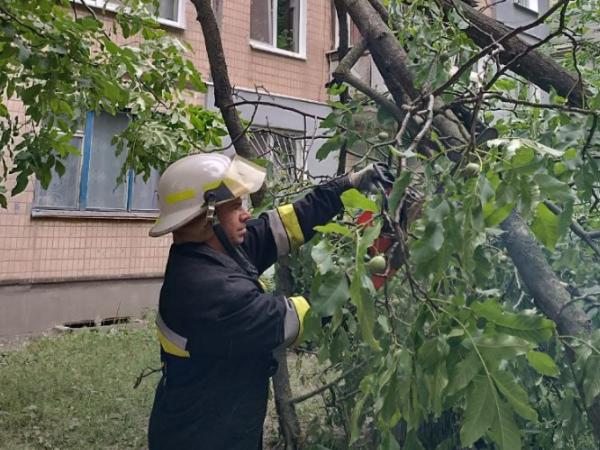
(148, 176), (351, 450)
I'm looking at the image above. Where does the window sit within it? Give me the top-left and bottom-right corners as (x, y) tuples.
(80, 0), (186, 29)
(33, 111), (159, 215)
(250, 0), (307, 58)
(331, 10), (361, 50)
(514, 0), (539, 13)
(248, 129), (305, 181)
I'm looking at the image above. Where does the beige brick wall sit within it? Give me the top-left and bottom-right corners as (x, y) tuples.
(0, 1), (334, 284)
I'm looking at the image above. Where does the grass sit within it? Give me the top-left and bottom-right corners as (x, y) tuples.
(0, 321), (331, 450)
(0, 325), (158, 450)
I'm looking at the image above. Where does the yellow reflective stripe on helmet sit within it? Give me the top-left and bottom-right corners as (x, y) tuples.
(203, 180), (222, 191)
(277, 204), (304, 249)
(165, 189), (196, 205)
(157, 328), (190, 358)
(290, 296), (310, 346)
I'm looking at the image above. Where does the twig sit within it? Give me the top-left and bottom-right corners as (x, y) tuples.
(543, 201), (600, 258)
(290, 362), (366, 404)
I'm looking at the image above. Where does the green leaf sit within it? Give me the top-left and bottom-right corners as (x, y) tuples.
(475, 334), (533, 365)
(483, 201), (515, 227)
(526, 350), (559, 377)
(388, 171), (412, 215)
(312, 272), (349, 317)
(381, 431), (401, 450)
(350, 269), (380, 352)
(511, 147), (535, 170)
(350, 378), (371, 443)
(531, 202), (560, 250)
(411, 222), (444, 264)
(533, 173), (575, 203)
(311, 240), (335, 275)
(583, 354), (600, 407)
(313, 222), (351, 236)
(447, 351), (480, 395)
(491, 370), (537, 422)
(403, 430), (426, 450)
(11, 171), (29, 196)
(341, 188), (378, 212)
(460, 375), (496, 446)
(472, 301), (555, 343)
(316, 135), (342, 160)
(488, 399), (521, 450)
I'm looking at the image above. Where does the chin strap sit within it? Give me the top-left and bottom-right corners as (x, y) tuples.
(212, 223), (258, 278)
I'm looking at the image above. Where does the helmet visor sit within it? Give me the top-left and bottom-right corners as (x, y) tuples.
(204, 155), (266, 203)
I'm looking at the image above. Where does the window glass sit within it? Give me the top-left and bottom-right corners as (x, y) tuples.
(34, 136), (83, 209)
(249, 129), (300, 177)
(250, 0), (274, 45)
(86, 112), (129, 210)
(276, 0), (299, 52)
(158, 0), (179, 21)
(131, 170), (160, 211)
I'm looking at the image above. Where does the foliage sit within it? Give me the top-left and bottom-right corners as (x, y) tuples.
(276, 0), (600, 448)
(0, 0), (226, 207)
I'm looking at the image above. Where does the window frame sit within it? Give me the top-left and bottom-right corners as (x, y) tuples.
(513, 0), (539, 13)
(75, 0), (186, 30)
(249, 0), (308, 60)
(32, 111), (160, 219)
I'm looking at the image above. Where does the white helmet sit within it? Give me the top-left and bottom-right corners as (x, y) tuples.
(149, 153), (266, 237)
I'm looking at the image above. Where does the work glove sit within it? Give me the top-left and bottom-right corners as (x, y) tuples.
(349, 163), (395, 193)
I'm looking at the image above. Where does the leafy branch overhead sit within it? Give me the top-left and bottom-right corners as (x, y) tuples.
(0, 0), (226, 207)
(297, 0), (600, 448)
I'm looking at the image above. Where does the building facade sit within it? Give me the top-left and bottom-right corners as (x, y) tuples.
(0, 0), (339, 337)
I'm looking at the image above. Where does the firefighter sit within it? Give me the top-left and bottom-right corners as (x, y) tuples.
(147, 152), (393, 450)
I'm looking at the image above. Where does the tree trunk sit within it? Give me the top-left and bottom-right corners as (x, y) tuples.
(191, 1), (301, 446)
(274, 259), (302, 449)
(191, 0), (255, 159)
(501, 212), (600, 440)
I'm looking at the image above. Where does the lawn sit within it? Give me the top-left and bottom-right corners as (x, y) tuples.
(0, 324), (158, 450)
(0, 322), (330, 450)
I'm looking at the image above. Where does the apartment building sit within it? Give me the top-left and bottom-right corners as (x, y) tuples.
(0, 0), (558, 337)
(0, 0), (339, 337)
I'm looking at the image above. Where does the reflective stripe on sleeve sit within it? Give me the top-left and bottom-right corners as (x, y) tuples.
(156, 313), (190, 358)
(266, 210), (290, 256)
(277, 204), (304, 250)
(289, 296), (310, 347)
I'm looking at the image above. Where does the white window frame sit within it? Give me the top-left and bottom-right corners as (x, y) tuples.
(513, 0), (539, 13)
(76, 0), (186, 30)
(249, 0), (307, 60)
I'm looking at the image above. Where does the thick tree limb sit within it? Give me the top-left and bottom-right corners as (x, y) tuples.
(443, 0), (586, 108)
(191, 0), (255, 159)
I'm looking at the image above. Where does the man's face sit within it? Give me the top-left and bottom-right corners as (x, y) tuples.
(215, 198), (251, 245)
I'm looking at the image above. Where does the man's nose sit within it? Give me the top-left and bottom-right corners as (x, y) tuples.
(240, 209), (251, 222)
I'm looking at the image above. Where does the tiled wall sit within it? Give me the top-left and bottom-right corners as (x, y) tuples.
(0, 1), (334, 284)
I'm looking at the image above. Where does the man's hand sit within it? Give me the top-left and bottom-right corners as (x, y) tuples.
(349, 163), (395, 193)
